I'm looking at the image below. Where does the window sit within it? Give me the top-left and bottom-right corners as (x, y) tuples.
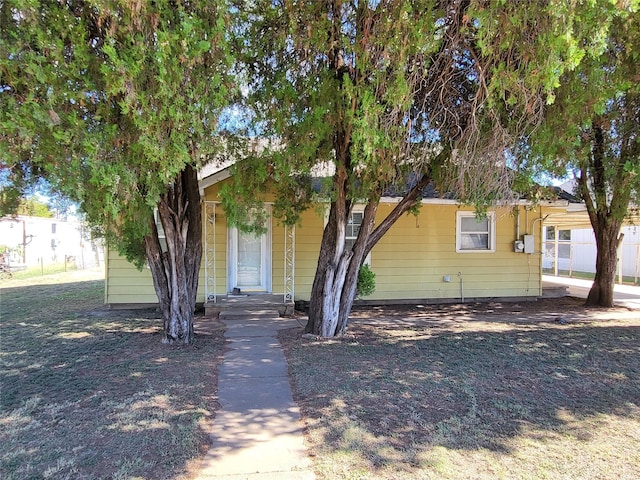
(545, 226), (571, 259)
(329, 209), (370, 264)
(456, 211), (496, 253)
(345, 211), (363, 252)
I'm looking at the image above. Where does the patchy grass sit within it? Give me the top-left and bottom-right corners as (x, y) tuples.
(281, 298), (640, 480)
(1, 270), (225, 480)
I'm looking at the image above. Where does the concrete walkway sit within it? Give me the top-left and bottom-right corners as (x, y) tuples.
(196, 315), (315, 480)
(543, 275), (640, 309)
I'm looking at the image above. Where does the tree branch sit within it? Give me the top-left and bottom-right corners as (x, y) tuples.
(365, 170), (431, 254)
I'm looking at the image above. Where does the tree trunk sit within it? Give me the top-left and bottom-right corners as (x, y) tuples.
(305, 166), (357, 337)
(305, 198), (374, 337)
(305, 170), (433, 337)
(586, 223), (623, 307)
(145, 164), (202, 344)
(579, 119), (630, 308)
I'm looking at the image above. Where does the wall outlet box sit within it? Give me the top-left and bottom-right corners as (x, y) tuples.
(443, 275), (451, 282)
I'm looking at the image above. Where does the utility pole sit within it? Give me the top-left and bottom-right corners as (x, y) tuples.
(21, 219), (34, 265)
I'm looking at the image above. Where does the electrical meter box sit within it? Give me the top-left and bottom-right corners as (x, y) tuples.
(523, 234), (535, 254)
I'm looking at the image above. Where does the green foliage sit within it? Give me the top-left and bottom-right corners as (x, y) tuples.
(222, 1), (604, 229)
(356, 264), (376, 298)
(16, 197), (53, 218)
(0, 0), (231, 265)
(522, 2), (640, 223)
(219, 151), (271, 233)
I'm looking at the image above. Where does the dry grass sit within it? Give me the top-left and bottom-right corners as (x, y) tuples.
(281, 298), (640, 480)
(0, 269), (225, 480)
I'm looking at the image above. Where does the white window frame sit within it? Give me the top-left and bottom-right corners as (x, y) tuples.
(153, 208), (167, 251)
(456, 211), (496, 253)
(346, 209), (372, 265)
(324, 206), (372, 265)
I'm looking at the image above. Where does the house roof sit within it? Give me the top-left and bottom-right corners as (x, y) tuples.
(198, 163), (572, 208)
(542, 179), (640, 229)
(198, 163), (232, 195)
(551, 186), (581, 204)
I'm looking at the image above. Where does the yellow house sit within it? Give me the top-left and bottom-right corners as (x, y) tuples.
(105, 168), (570, 308)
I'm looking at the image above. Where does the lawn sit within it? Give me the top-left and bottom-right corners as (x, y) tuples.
(4, 271), (639, 480)
(0, 270), (225, 480)
(281, 298), (640, 480)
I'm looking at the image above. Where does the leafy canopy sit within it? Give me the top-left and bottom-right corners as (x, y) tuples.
(1, 0), (232, 265)
(223, 0), (602, 226)
(520, 0), (640, 220)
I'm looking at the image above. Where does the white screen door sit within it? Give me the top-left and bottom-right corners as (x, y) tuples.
(229, 212), (271, 292)
(237, 230), (265, 288)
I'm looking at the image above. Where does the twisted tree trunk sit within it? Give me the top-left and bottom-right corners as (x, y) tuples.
(145, 164), (202, 344)
(305, 170), (433, 337)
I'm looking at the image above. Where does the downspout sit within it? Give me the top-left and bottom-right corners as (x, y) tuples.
(458, 271), (464, 303)
(104, 243), (109, 306)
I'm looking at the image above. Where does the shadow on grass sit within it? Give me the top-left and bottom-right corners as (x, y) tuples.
(282, 314), (640, 477)
(1, 280), (225, 480)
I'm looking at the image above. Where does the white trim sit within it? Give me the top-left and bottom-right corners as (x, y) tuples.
(456, 211), (496, 253)
(284, 224), (295, 303)
(199, 168), (231, 196)
(153, 208), (166, 239)
(330, 197), (571, 207)
(204, 201), (217, 303)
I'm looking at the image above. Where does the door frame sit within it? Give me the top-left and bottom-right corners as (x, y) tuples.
(227, 208), (272, 293)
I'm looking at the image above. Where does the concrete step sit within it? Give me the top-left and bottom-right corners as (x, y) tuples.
(220, 309), (281, 320)
(541, 285), (569, 298)
(206, 301), (294, 318)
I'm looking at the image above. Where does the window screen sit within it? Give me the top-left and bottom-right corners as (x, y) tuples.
(457, 212), (495, 252)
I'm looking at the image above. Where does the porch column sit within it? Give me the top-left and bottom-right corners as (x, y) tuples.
(284, 224), (295, 304)
(204, 201), (217, 303)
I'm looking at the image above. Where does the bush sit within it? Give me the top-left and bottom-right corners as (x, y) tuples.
(356, 264), (376, 298)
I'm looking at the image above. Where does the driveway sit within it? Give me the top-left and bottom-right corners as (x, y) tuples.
(542, 275), (640, 309)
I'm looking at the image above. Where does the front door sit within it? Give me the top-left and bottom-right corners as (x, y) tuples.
(229, 216), (271, 293)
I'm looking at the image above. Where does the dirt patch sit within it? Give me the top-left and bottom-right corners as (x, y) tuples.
(1, 276), (226, 480)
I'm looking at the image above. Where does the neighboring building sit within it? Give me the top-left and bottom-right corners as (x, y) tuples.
(0, 215), (102, 269)
(105, 166), (571, 307)
(543, 180), (640, 283)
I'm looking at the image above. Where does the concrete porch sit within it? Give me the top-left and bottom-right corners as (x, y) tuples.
(204, 293), (295, 318)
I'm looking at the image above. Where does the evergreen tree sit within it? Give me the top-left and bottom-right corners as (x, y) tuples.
(523, 2), (639, 306)
(1, 0), (232, 343)
(224, 0), (594, 336)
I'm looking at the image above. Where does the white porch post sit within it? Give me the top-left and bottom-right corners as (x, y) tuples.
(204, 201), (217, 303)
(284, 224), (295, 304)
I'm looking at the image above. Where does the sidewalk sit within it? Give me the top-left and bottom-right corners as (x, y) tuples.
(542, 275), (640, 309)
(196, 315), (315, 480)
